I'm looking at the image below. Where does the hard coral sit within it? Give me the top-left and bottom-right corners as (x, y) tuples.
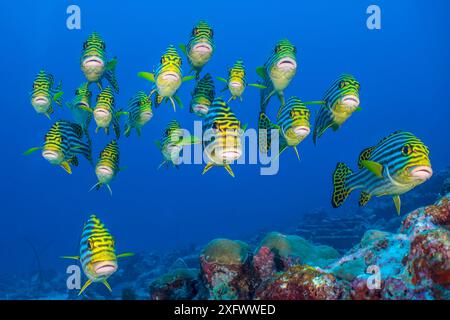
(149, 268), (200, 300)
(255, 265), (349, 300)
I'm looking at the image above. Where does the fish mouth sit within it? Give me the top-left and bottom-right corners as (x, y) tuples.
(32, 96), (50, 106)
(229, 81), (243, 89)
(97, 165), (114, 176)
(341, 95), (360, 107)
(410, 166), (433, 180)
(162, 72), (180, 82)
(42, 150), (61, 163)
(193, 104), (209, 115)
(82, 56), (105, 68)
(140, 111), (153, 122)
(192, 42), (213, 54)
(94, 108), (111, 121)
(292, 126), (310, 138)
(219, 148), (242, 162)
(93, 261), (117, 276)
(277, 57), (297, 71)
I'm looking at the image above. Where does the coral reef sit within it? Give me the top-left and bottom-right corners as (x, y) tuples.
(2, 168), (449, 300)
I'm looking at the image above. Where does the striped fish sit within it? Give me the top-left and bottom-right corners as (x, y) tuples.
(123, 91), (153, 137)
(24, 120), (92, 174)
(30, 70), (64, 119)
(80, 32), (119, 93)
(90, 140), (121, 195)
(203, 97), (244, 177)
(180, 20), (215, 79)
(258, 96), (311, 159)
(61, 215), (133, 296)
(332, 131), (432, 215)
(256, 39), (297, 108)
(217, 60), (266, 103)
(138, 45), (194, 112)
(312, 74), (361, 145)
(78, 86), (123, 139)
(190, 73), (215, 117)
(66, 83), (92, 134)
(155, 120), (200, 169)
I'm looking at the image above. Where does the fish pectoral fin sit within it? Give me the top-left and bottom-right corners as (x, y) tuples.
(256, 66), (266, 79)
(202, 163), (214, 175)
(355, 106), (362, 111)
(224, 164), (235, 178)
(182, 75), (196, 82)
(248, 83), (267, 89)
(60, 162), (72, 174)
(137, 72), (155, 82)
(361, 160), (383, 178)
(303, 100), (326, 105)
(393, 195), (401, 215)
(53, 91), (64, 105)
(216, 76), (228, 84)
(78, 279), (93, 296)
(60, 255), (79, 260)
(220, 86), (229, 93)
(102, 280), (112, 293)
(23, 147), (42, 156)
(154, 140), (162, 150)
(178, 135), (201, 146)
(359, 191), (372, 207)
(117, 252), (134, 259)
(106, 57), (118, 71)
(179, 43), (187, 55)
(78, 105), (94, 113)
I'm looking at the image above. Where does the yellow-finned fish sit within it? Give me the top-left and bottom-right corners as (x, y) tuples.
(202, 97), (245, 177)
(61, 215), (133, 296)
(138, 45), (195, 112)
(332, 131), (432, 215)
(24, 120), (92, 174)
(90, 140), (122, 196)
(30, 70), (64, 119)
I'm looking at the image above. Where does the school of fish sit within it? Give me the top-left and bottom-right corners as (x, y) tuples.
(25, 22), (433, 295)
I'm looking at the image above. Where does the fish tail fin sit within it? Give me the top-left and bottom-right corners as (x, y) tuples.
(332, 162), (353, 208)
(258, 112), (278, 153)
(313, 105), (334, 145)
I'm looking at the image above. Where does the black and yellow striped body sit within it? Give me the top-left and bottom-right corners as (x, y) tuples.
(332, 131), (432, 214)
(124, 91), (153, 137)
(184, 20), (214, 78)
(30, 70), (63, 118)
(93, 86), (120, 139)
(80, 32), (119, 92)
(202, 98), (243, 177)
(67, 83), (93, 133)
(190, 73), (215, 117)
(313, 74), (360, 144)
(93, 140), (120, 194)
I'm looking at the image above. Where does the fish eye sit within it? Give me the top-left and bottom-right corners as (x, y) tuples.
(83, 41), (88, 49)
(355, 83), (360, 90)
(340, 81), (347, 89)
(101, 42), (106, 50)
(212, 122), (220, 130)
(192, 28), (199, 36)
(275, 45), (281, 53)
(87, 239), (94, 250)
(75, 90), (79, 95)
(209, 29), (214, 37)
(402, 144), (413, 156)
(161, 56), (166, 64)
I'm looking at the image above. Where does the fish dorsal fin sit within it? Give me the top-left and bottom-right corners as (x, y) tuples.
(361, 160), (383, 178)
(358, 146), (375, 169)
